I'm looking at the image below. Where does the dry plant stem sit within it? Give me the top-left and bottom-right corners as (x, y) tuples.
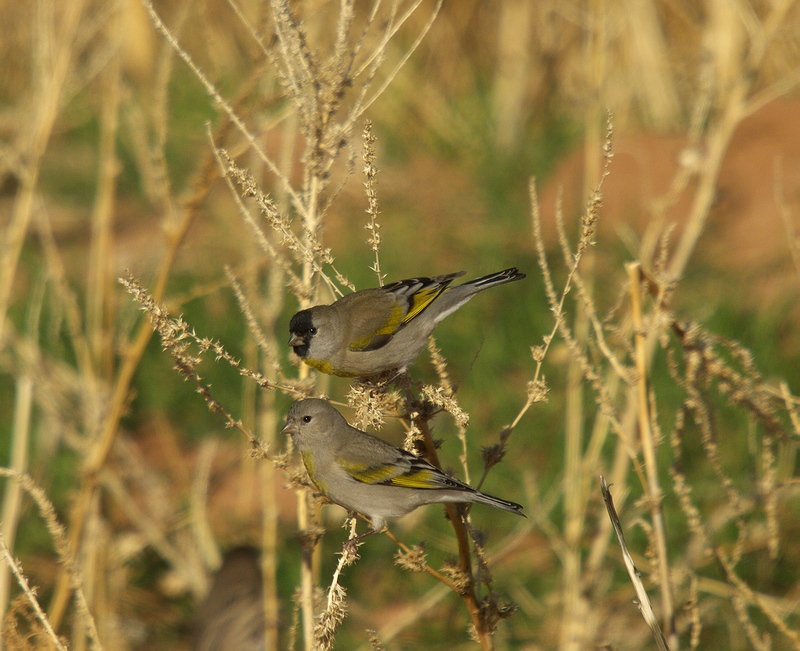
(600, 477), (670, 651)
(714, 548), (800, 650)
(627, 262), (675, 639)
(121, 275), (276, 455)
(99, 469), (206, 596)
(0, 533), (69, 651)
(233, 264), (284, 648)
(48, 114), (236, 630)
(260, 459), (280, 650)
(223, 154), (346, 299)
(141, 0), (306, 219)
(0, 469), (102, 649)
(356, 0), (443, 122)
(413, 416), (494, 651)
(584, 430), (631, 580)
(371, 523), (534, 649)
(224, 0), (271, 57)
(667, 0), (796, 281)
(86, 12), (121, 375)
(299, 127), (322, 651)
(560, 279), (591, 651)
(0, 373), (34, 636)
(363, 120), (384, 286)
(244, 269), (285, 650)
(667, 93), (741, 280)
(0, 280), (44, 639)
(0, 0), (88, 347)
(244, 88), (296, 647)
(314, 519), (362, 651)
(521, 155), (608, 432)
(76, 494), (100, 651)
(558, 95), (603, 651)
(190, 440), (221, 573)
(34, 208), (96, 384)
(780, 382), (800, 438)
(667, 326), (800, 647)
(50, 264), (158, 622)
(384, 529), (459, 591)
(621, 0), (679, 126)
(298, 493), (316, 651)
(278, 4), (363, 642)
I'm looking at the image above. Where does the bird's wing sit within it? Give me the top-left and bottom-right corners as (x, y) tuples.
(341, 289), (407, 352)
(346, 274), (462, 352)
(335, 434), (466, 491)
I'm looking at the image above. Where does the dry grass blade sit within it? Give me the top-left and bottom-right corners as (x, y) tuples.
(600, 476), (670, 651)
(0, 281), (42, 628)
(0, 469), (101, 649)
(4, 0), (800, 648)
(627, 262), (675, 639)
(0, 533), (69, 651)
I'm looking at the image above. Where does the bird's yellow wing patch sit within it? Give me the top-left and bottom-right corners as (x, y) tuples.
(347, 304), (405, 351)
(339, 456), (450, 490)
(388, 468), (441, 489)
(403, 286), (446, 323)
(338, 460), (399, 485)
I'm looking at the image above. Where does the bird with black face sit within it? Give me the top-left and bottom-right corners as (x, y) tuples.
(287, 267), (525, 378)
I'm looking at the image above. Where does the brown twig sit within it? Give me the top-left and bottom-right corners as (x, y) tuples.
(412, 413), (495, 650)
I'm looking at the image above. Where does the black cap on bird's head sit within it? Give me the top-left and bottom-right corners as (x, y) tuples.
(288, 309), (316, 358)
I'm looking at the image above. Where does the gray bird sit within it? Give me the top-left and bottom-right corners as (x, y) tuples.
(288, 268), (526, 378)
(282, 399), (525, 542)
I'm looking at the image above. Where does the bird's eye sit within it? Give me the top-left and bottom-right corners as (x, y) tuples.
(309, 327), (318, 336)
(303, 415), (312, 423)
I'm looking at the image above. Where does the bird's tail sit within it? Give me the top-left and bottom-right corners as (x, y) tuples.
(471, 489), (526, 517)
(432, 267), (526, 324)
(462, 267), (526, 290)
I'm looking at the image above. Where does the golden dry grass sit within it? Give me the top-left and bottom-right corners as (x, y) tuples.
(1, 1), (800, 650)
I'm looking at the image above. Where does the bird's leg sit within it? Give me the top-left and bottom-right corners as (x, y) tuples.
(392, 369), (415, 396)
(383, 368), (408, 387)
(342, 524), (387, 554)
(395, 372), (423, 422)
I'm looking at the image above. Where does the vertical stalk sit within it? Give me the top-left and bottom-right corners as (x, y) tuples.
(627, 262), (675, 640)
(298, 170), (321, 651)
(560, 2), (604, 646)
(86, 12), (121, 379)
(559, 295), (590, 651)
(298, 493), (315, 651)
(260, 414), (280, 650)
(0, 0), (88, 345)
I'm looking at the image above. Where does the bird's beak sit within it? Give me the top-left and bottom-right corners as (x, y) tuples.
(280, 420), (295, 437)
(288, 333), (304, 347)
